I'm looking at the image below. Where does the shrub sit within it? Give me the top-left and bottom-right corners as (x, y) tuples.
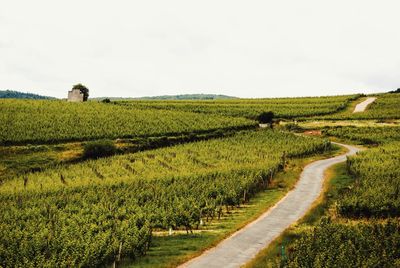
(102, 98), (111, 103)
(284, 123), (304, 132)
(83, 140), (118, 159)
(257, 111), (274, 124)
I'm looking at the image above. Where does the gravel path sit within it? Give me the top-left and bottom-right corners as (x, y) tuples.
(353, 97), (376, 113)
(179, 143), (360, 268)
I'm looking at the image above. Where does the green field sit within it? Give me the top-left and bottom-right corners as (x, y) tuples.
(0, 99), (255, 144)
(249, 125), (400, 267)
(118, 95), (359, 119)
(310, 93), (400, 120)
(322, 126), (400, 144)
(0, 129), (330, 267)
(2, 1), (400, 265)
(286, 220), (400, 267)
(340, 142), (400, 218)
(284, 138), (400, 266)
(351, 94), (400, 119)
(288, 130), (400, 265)
(1, 93), (400, 267)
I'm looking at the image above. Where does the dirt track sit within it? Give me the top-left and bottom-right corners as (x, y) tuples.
(353, 97), (376, 113)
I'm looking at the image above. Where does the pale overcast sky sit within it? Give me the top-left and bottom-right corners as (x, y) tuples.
(1, 0), (399, 98)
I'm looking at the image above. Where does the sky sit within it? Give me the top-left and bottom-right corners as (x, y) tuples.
(1, 0), (399, 98)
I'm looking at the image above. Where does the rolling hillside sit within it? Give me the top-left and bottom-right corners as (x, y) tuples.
(0, 90), (55, 100)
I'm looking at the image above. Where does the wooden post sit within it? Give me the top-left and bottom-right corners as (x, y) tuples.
(281, 151), (286, 169)
(269, 169), (273, 184)
(117, 242), (122, 262)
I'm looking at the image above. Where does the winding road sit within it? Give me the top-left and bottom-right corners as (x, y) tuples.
(180, 142), (360, 268)
(353, 97), (376, 113)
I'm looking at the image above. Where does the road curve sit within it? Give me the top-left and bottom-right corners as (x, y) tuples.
(353, 97), (376, 113)
(179, 142), (361, 268)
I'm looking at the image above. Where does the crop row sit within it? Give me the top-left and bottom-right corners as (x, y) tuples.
(321, 125), (400, 217)
(0, 99), (256, 145)
(347, 93), (400, 119)
(322, 126), (400, 145)
(338, 141), (400, 218)
(286, 220), (400, 267)
(285, 125), (400, 266)
(118, 95), (359, 119)
(0, 130), (329, 267)
(316, 93), (400, 120)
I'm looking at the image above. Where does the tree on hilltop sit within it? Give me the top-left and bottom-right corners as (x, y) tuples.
(72, 83), (89, 101)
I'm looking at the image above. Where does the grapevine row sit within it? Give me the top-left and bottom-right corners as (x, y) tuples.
(0, 130), (329, 267)
(0, 99), (255, 145)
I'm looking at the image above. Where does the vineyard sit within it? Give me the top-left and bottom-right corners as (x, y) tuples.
(284, 140), (400, 265)
(286, 220), (400, 267)
(2, 1), (399, 265)
(0, 130), (330, 267)
(0, 99), (255, 145)
(314, 93), (400, 120)
(271, 125), (400, 267)
(1, 92), (399, 267)
(118, 95), (359, 119)
(348, 93), (400, 119)
(338, 141), (400, 218)
(249, 120), (400, 267)
(322, 126), (400, 144)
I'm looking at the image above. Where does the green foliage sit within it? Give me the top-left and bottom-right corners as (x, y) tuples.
(284, 123), (304, 132)
(0, 147), (57, 183)
(0, 130), (329, 267)
(0, 90), (54, 99)
(83, 140), (118, 159)
(338, 142), (400, 218)
(0, 99), (256, 144)
(256, 111), (274, 124)
(101, 98), (111, 103)
(323, 126), (400, 218)
(322, 126), (400, 145)
(119, 95), (359, 119)
(319, 93), (400, 120)
(256, 124), (400, 267)
(287, 220), (400, 267)
(389, 88), (400, 94)
(350, 94), (400, 119)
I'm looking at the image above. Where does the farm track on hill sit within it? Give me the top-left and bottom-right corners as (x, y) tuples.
(353, 97), (376, 113)
(180, 142), (360, 268)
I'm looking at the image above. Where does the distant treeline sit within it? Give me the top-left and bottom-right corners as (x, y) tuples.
(138, 94), (238, 100)
(92, 94), (238, 101)
(389, 88), (400, 94)
(0, 90), (55, 99)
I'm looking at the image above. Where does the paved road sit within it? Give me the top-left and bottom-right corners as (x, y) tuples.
(353, 97), (376, 113)
(180, 143), (360, 268)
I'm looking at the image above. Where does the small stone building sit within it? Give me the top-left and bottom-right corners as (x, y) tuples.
(67, 89), (84, 102)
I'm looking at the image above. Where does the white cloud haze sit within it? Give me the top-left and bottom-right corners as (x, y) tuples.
(1, 0), (399, 98)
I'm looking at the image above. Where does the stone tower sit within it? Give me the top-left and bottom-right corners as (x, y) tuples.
(67, 89), (84, 102)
